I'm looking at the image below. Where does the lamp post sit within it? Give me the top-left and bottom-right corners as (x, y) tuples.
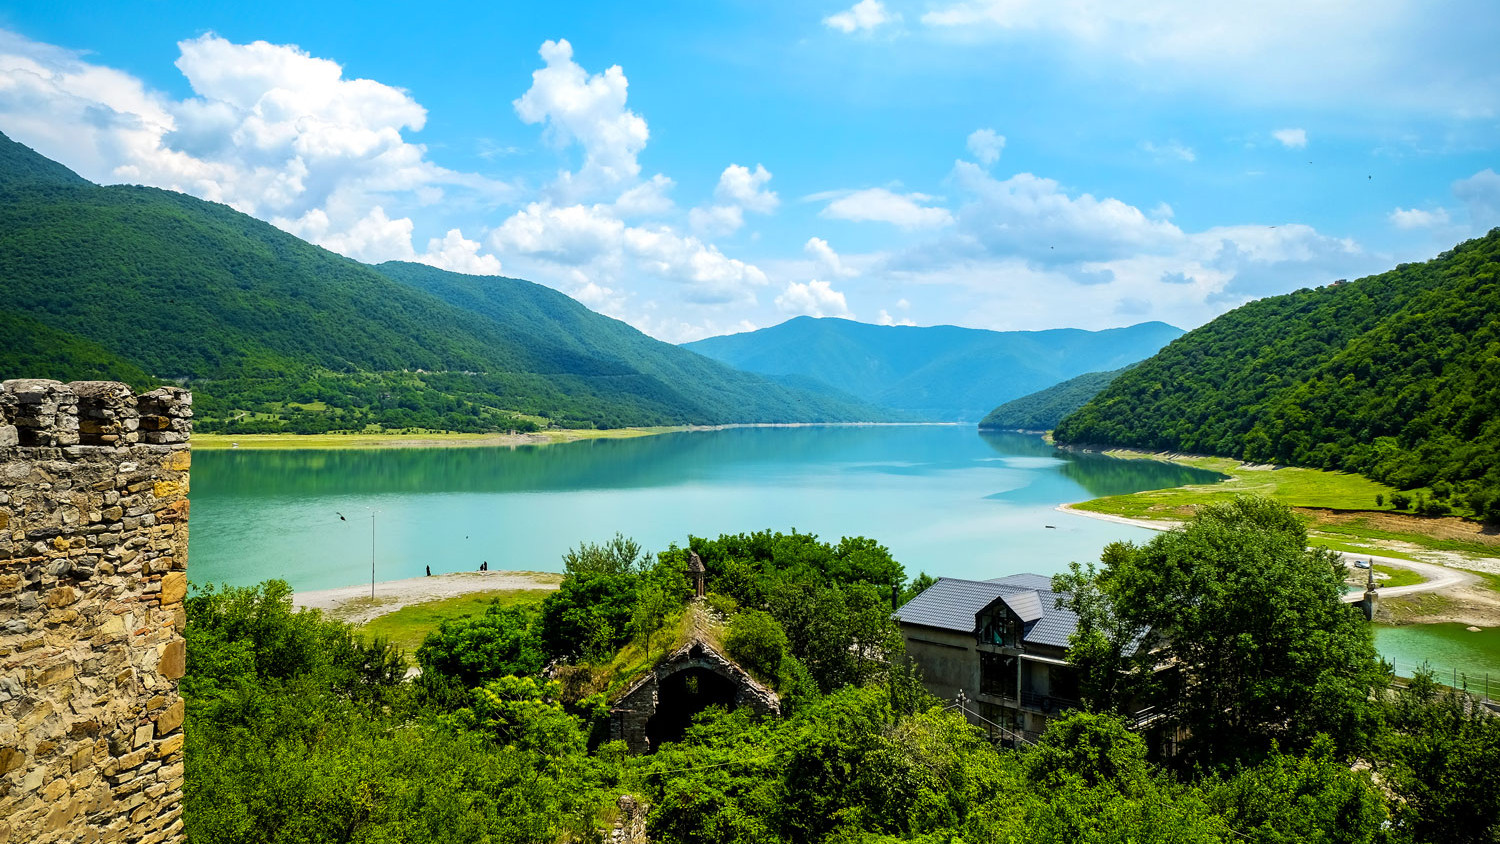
(364, 507), (380, 601)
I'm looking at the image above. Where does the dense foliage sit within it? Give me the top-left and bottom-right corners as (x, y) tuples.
(0, 132), (885, 432)
(684, 315), (1182, 421)
(979, 366), (1129, 431)
(1057, 498), (1389, 768)
(1055, 231), (1500, 519)
(186, 518), (1500, 843)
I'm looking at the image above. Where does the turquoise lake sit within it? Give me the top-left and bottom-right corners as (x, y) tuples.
(188, 426), (1223, 593)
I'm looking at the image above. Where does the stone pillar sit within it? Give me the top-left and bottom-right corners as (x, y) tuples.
(0, 380), (191, 844)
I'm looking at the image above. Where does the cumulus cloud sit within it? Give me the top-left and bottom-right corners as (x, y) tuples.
(491, 200), (768, 305)
(967, 128), (1005, 166)
(776, 279), (852, 318)
(805, 237), (858, 278)
(821, 187), (954, 229)
(691, 163), (779, 235)
(0, 30), (506, 269)
(513, 39), (650, 200)
(1388, 207), (1451, 230)
(1454, 168), (1500, 229)
(1272, 128), (1308, 149)
(877, 308), (916, 326)
(1141, 139), (1196, 162)
(419, 229), (504, 275)
(824, 0), (898, 34)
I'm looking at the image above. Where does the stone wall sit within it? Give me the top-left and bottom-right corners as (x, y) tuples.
(0, 379), (192, 844)
(610, 639), (780, 753)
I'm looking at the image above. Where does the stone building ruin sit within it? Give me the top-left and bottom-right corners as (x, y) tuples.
(609, 638), (780, 753)
(0, 379), (192, 844)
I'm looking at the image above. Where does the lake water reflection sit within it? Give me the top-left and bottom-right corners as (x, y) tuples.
(188, 426), (1225, 592)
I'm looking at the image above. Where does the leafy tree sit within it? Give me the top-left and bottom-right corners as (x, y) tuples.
(448, 675), (586, 756)
(538, 573), (640, 661)
(724, 609), (790, 684)
(563, 532), (646, 577)
(1207, 736), (1388, 844)
(414, 602), (545, 688)
(1061, 497), (1388, 767)
(1378, 670), (1500, 844)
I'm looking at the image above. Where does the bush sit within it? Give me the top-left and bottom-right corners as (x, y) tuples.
(725, 609), (789, 684)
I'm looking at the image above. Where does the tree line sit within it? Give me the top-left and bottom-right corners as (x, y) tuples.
(183, 509), (1499, 843)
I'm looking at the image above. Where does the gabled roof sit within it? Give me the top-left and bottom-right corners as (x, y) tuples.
(895, 575), (1079, 650)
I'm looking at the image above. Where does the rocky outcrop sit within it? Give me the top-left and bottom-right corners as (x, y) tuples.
(0, 379), (191, 844)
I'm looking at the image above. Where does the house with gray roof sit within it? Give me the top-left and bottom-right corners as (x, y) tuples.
(895, 573), (1085, 743)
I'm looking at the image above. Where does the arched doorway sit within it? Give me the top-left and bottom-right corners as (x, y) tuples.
(644, 666), (739, 750)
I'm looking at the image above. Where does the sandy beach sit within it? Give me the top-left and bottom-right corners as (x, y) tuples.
(293, 570), (561, 625)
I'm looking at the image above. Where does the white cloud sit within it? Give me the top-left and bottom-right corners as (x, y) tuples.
(513, 39), (650, 200)
(688, 204), (745, 237)
(491, 200), (768, 305)
(942, 161), (1182, 261)
(877, 309), (915, 326)
(1388, 207), (1451, 230)
(1454, 168), (1500, 229)
(776, 279), (852, 318)
(0, 30), (509, 265)
(419, 228), (503, 275)
(691, 163), (779, 236)
(805, 237), (858, 278)
(715, 163), (779, 213)
(967, 128), (1005, 166)
(1141, 139), (1196, 162)
(825, 0), (898, 34)
(613, 173), (676, 217)
(918, 1), (1497, 115)
(822, 187), (954, 229)
(1272, 128), (1308, 149)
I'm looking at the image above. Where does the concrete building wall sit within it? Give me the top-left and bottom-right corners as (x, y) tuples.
(0, 379), (191, 844)
(903, 626), (978, 702)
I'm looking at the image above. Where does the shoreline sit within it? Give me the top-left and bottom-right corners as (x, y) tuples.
(293, 570), (561, 625)
(1056, 502), (1496, 626)
(192, 421), (963, 451)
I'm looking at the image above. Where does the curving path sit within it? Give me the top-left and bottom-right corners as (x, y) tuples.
(1056, 503), (1484, 601)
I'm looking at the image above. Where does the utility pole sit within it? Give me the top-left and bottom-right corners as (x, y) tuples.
(370, 510), (376, 600)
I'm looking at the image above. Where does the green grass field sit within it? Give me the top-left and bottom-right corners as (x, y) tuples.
(1075, 451), (1500, 563)
(359, 588), (552, 655)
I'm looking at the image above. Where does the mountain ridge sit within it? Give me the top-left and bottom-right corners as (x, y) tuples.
(684, 316), (1183, 421)
(0, 133), (888, 432)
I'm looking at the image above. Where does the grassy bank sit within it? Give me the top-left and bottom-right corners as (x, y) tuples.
(1073, 450), (1500, 562)
(194, 427), (677, 450)
(359, 588), (552, 655)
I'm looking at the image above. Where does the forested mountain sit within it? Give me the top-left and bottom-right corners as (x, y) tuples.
(0, 133), (886, 432)
(683, 317), (1182, 421)
(978, 367), (1129, 431)
(1055, 231), (1500, 520)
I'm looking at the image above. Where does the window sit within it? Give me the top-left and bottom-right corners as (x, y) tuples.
(977, 609), (1022, 647)
(981, 652), (1018, 698)
(1050, 665), (1080, 702)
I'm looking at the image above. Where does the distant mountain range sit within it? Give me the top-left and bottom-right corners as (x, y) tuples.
(1056, 230), (1500, 520)
(0, 133), (888, 433)
(684, 317), (1183, 421)
(979, 367), (1131, 431)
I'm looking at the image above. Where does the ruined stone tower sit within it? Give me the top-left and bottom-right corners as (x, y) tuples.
(0, 379), (191, 844)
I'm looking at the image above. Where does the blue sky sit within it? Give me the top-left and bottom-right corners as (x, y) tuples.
(1, 0), (1496, 341)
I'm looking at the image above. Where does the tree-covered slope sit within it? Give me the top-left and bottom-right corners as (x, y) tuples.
(978, 367), (1129, 431)
(373, 262), (888, 425)
(0, 133), (885, 432)
(1055, 230), (1500, 519)
(683, 316), (1183, 421)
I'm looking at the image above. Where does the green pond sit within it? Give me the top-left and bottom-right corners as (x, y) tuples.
(1374, 623), (1500, 699)
(189, 426), (1223, 593)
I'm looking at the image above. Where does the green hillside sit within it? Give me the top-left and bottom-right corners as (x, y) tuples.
(683, 316), (1182, 421)
(978, 367), (1128, 431)
(1055, 230), (1500, 520)
(0, 133), (885, 432)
